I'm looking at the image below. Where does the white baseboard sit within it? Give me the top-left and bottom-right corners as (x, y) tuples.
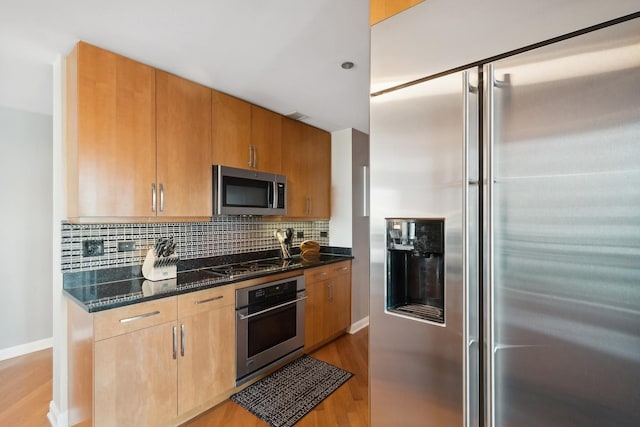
(0, 337), (53, 361)
(348, 316), (369, 334)
(48, 400), (68, 427)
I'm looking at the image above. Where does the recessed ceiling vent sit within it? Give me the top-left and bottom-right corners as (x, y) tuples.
(286, 111), (309, 121)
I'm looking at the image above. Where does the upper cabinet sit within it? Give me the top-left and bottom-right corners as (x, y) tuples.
(156, 71), (212, 218)
(65, 42), (211, 221)
(66, 41), (157, 219)
(211, 90), (252, 169)
(66, 41), (330, 222)
(250, 105), (282, 173)
(281, 117), (331, 219)
(370, 0), (424, 25)
(211, 92), (281, 173)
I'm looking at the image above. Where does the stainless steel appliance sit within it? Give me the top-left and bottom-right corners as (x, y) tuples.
(386, 218), (445, 323)
(204, 257), (290, 280)
(370, 16), (640, 427)
(213, 165), (286, 216)
(235, 275), (306, 384)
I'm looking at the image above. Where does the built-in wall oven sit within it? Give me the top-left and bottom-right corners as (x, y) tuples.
(235, 275), (306, 384)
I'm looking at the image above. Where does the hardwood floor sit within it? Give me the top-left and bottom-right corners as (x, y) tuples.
(183, 327), (369, 426)
(0, 328), (368, 427)
(0, 348), (52, 427)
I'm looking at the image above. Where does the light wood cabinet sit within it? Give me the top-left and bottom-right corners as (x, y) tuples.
(281, 117), (331, 218)
(370, 0), (424, 25)
(250, 105), (282, 173)
(92, 297), (178, 427)
(211, 90), (252, 168)
(304, 261), (352, 351)
(156, 71), (212, 217)
(176, 286), (235, 416)
(211, 91), (281, 173)
(67, 287), (235, 426)
(94, 321), (177, 427)
(65, 42), (212, 221)
(66, 41), (156, 219)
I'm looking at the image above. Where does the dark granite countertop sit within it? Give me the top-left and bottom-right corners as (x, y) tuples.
(64, 247), (352, 312)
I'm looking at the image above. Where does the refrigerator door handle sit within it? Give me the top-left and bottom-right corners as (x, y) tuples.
(464, 68), (481, 427)
(463, 70), (471, 427)
(493, 74), (510, 88)
(485, 62), (499, 427)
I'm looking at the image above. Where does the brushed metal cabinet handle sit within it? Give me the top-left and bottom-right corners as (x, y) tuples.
(180, 324), (185, 357)
(195, 295), (224, 305)
(151, 183), (157, 212)
(248, 145), (253, 167)
(119, 310), (161, 323)
(159, 183), (165, 212)
(172, 326), (177, 360)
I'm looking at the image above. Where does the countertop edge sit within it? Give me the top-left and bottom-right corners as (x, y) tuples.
(64, 254), (353, 313)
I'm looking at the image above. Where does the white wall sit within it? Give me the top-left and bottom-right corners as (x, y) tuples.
(349, 129), (370, 329)
(49, 56), (68, 427)
(330, 128), (370, 330)
(329, 129), (353, 247)
(0, 106), (53, 357)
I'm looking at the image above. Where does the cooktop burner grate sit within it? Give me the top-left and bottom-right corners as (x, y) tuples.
(205, 258), (291, 279)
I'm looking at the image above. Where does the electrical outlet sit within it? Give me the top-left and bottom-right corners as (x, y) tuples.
(296, 231), (304, 239)
(117, 241), (136, 252)
(320, 231), (328, 238)
(83, 240), (104, 257)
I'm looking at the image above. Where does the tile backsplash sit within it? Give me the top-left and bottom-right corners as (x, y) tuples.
(61, 218), (329, 272)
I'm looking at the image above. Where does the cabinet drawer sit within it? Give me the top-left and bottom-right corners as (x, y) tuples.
(93, 297), (177, 341)
(331, 261), (351, 277)
(178, 286), (234, 318)
(305, 264), (333, 282)
(305, 261), (351, 283)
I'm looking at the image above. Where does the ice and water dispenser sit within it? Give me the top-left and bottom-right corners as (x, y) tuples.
(386, 218), (445, 323)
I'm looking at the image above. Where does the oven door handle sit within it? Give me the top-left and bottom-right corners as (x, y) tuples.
(238, 295), (307, 320)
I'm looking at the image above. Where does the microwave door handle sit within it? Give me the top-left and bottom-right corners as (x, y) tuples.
(271, 181), (277, 208)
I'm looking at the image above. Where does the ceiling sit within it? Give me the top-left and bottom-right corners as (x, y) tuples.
(0, 0), (371, 133)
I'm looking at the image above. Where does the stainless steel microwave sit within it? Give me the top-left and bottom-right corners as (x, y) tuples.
(213, 165), (286, 216)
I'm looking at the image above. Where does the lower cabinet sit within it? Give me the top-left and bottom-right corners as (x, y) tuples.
(304, 260), (352, 352)
(94, 321), (178, 426)
(177, 286), (235, 416)
(68, 286), (235, 427)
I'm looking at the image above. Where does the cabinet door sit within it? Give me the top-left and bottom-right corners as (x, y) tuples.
(156, 71), (212, 217)
(281, 119), (331, 218)
(304, 278), (328, 352)
(370, 0), (423, 25)
(303, 125), (331, 218)
(251, 105), (282, 173)
(281, 117), (309, 217)
(94, 321), (177, 427)
(177, 304), (235, 415)
(68, 41), (156, 218)
(327, 264), (352, 337)
(212, 90), (252, 168)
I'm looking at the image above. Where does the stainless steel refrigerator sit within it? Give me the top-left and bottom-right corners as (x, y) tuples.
(369, 16), (640, 427)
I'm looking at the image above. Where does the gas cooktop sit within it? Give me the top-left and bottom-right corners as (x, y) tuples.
(201, 257), (292, 279)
